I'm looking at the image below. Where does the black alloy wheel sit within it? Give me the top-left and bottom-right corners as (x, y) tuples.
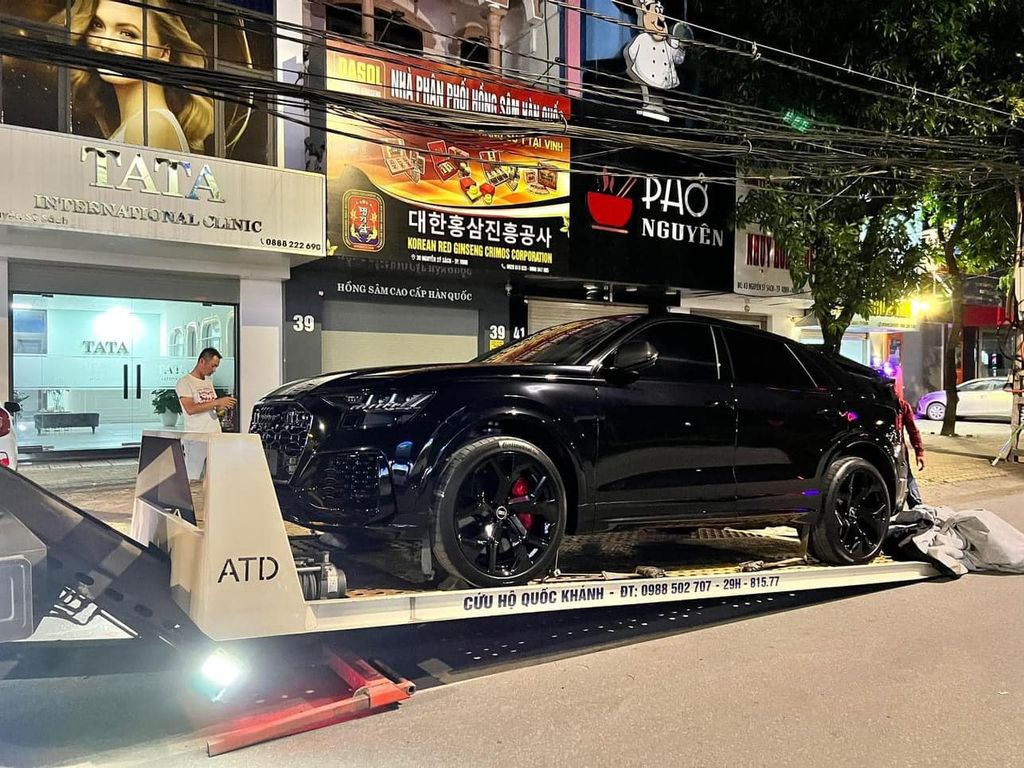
(432, 436), (567, 588)
(810, 457), (892, 565)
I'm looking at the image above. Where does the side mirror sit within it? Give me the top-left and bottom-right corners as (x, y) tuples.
(604, 340), (658, 382)
(4, 401), (21, 414)
(1004, 382), (1014, 392)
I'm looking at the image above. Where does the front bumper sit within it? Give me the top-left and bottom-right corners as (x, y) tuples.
(280, 448), (397, 528)
(251, 399), (428, 531)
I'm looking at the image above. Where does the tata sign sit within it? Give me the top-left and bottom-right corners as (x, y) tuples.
(0, 124), (325, 255)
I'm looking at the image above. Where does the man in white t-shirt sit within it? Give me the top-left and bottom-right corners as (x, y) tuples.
(175, 347), (237, 479)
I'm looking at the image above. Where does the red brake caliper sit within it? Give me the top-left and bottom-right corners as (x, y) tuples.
(510, 477), (533, 531)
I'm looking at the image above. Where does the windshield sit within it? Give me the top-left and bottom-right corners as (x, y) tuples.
(479, 316), (638, 364)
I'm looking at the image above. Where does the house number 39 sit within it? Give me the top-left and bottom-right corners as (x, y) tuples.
(292, 314), (315, 332)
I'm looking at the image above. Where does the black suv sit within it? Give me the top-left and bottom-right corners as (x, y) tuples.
(251, 315), (907, 587)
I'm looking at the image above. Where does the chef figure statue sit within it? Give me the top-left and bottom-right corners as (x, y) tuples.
(623, 0), (692, 122)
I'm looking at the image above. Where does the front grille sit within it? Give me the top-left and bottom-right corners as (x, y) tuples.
(315, 451), (383, 513)
(249, 403), (313, 479)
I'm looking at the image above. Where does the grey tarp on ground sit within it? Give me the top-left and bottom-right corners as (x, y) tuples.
(891, 505), (1024, 576)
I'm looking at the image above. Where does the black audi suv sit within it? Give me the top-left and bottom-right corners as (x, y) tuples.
(251, 314), (907, 587)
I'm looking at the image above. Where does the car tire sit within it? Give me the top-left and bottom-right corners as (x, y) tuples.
(431, 436), (567, 588)
(809, 457), (891, 565)
(926, 402), (946, 421)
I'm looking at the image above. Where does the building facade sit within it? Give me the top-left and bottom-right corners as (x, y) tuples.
(0, 1), (325, 458)
(280, 0), (813, 385)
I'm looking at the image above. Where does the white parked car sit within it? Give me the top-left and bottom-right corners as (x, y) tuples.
(916, 377), (1013, 422)
(0, 401), (19, 471)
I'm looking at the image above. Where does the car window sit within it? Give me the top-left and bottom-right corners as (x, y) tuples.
(723, 328), (816, 390)
(790, 345), (839, 388)
(626, 322), (719, 383)
(958, 380), (988, 392)
(985, 380), (1007, 391)
(480, 316), (637, 364)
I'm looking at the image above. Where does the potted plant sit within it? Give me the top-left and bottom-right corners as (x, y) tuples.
(151, 389), (182, 427)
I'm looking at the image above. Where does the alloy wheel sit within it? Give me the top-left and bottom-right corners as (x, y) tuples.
(451, 450), (561, 581)
(831, 467), (889, 558)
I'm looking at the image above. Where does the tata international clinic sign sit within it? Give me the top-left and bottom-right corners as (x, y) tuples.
(0, 124), (325, 255)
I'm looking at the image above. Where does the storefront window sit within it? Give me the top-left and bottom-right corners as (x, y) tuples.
(800, 334), (869, 366)
(168, 327), (184, 357)
(223, 313), (236, 356)
(186, 323), (198, 357)
(12, 308), (48, 354)
(979, 329), (1015, 378)
(200, 317), (222, 350)
(11, 293), (237, 456)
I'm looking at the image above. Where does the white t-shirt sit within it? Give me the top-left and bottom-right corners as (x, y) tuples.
(175, 374), (221, 433)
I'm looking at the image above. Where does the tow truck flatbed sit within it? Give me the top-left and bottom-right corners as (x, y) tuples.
(0, 431), (940, 645)
(0, 431), (941, 756)
(120, 432), (939, 640)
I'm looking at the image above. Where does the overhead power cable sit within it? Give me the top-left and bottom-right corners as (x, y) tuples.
(1, 3), (1021, 185)
(23, 0), (1018, 160)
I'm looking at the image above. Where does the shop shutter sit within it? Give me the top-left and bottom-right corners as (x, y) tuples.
(321, 299), (479, 372)
(527, 298), (646, 335)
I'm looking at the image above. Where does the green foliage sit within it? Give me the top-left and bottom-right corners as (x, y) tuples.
(151, 389), (182, 415)
(921, 182), (1017, 278)
(737, 177), (925, 353)
(697, 0), (1022, 380)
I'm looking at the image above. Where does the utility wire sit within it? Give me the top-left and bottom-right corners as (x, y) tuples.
(2, 4), (1021, 183)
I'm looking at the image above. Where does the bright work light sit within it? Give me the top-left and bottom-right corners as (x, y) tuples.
(198, 648), (245, 701)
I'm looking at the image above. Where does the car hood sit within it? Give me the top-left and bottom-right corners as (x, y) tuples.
(265, 361), (587, 398)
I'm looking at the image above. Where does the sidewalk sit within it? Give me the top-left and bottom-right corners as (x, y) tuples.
(917, 426), (1022, 489)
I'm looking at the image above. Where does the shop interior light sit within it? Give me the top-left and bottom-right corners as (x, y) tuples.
(93, 307), (143, 341)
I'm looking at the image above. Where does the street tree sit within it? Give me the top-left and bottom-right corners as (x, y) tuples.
(920, 183), (1017, 435)
(695, 0), (1024, 432)
(736, 178), (924, 355)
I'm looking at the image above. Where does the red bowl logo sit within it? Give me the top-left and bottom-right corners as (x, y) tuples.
(587, 191), (633, 230)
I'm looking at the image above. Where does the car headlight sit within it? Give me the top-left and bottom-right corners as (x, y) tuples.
(324, 392), (434, 413)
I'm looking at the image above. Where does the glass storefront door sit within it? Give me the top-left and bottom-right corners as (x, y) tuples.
(11, 293), (237, 457)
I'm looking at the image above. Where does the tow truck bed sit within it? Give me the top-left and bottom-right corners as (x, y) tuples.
(3, 431), (939, 644)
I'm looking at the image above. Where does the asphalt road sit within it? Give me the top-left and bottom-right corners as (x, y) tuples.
(1, 474), (1022, 767)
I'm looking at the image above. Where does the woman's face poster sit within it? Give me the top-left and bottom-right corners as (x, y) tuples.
(0, 0), (274, 163)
